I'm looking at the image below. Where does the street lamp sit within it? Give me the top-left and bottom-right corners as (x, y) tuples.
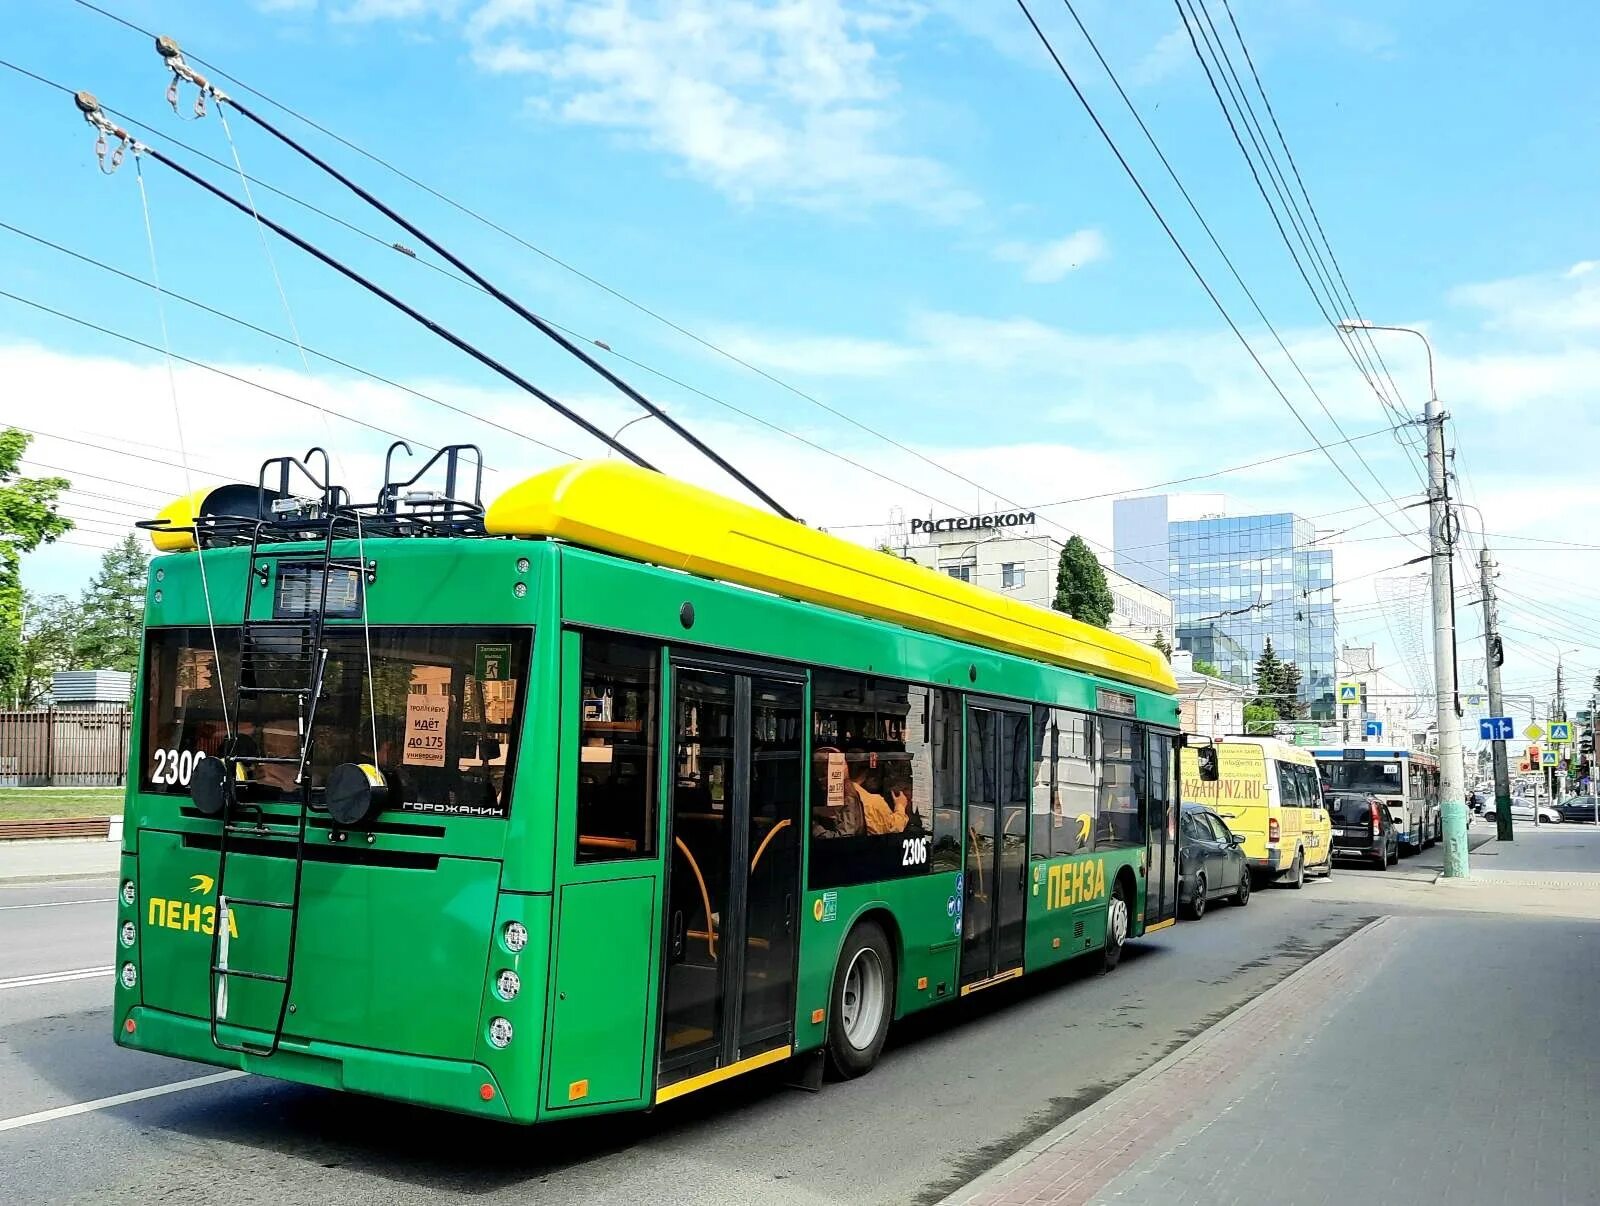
(1340, 318), (1468, 875)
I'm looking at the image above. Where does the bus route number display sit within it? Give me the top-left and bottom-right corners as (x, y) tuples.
(405, 689), (449, 767)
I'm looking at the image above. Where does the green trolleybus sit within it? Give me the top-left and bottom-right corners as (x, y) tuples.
(114, 447), (1182, 1122)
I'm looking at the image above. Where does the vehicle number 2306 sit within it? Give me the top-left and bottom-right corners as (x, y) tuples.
(901, 835), (930, 866)
(150, 748), (207, 786)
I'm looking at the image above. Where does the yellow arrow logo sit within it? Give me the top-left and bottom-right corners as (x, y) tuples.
(1076, 813), (1092, 844)
(190, 873), (215, 895)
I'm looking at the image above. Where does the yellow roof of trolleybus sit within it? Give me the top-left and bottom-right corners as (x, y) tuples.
(484, 460), (1177, 696)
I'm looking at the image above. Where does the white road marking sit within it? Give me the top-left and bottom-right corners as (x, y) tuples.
(0, 1071), (247, 1133)
(0, 898), (115, 911)
(0, 966), (114, 990)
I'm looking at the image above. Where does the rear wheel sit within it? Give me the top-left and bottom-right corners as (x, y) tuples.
(1183, 873), (1207, 920)
(1232, 869), (1251, 907)
(1283, 849), (1305, 889)
(1372, 848), (1388, 871)
(826, 921), (894, 1079)
(1101, 881), (1130, 972)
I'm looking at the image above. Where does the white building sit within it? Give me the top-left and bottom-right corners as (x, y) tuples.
(1335, 644), (1426, 749)
(1173, 650), (1248, 738)
(895, 509), (1173, 647)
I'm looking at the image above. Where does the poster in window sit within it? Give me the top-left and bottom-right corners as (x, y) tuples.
(404, 666), (451, 767)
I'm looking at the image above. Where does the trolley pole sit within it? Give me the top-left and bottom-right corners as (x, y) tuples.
(1426, 395), (1470, 876)
(1480, 548), (1513, 842)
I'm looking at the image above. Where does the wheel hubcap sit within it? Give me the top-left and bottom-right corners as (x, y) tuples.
(1108, 894), (1129, 945)
(840, 948), (886, 1050)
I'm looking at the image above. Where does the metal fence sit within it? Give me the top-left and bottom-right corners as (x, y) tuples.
(0, 707), (132, 786)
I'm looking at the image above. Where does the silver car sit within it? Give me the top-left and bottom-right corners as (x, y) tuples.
(1483, 797), (1561, 824)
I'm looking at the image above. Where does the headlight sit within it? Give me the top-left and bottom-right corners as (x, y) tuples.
(488, 1017), (514, 1048)
(496, 969), (521, 1001)
(120, 921), (136, 948)
(503, 921), (528, 953)
(120, 962), (137, 990)
(121, 880), (137, 907)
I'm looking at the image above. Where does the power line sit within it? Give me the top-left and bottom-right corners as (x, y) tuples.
(1171, 0), (1426, 493)
(1015, 1), (1421, 558)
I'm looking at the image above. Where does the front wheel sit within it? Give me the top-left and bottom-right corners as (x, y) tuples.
(1183, 873), (1207, 920)
(826, 921), (895, 1079)
(1101, 881), (1130, 972)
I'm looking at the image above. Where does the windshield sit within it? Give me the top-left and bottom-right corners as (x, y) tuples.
(1320, 761), (1402, 794)
(141, 625), (531, 818)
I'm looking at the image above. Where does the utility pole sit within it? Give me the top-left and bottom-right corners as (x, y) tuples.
(1425, 391), (1469, 873)
(1480, 548), (1513, 841)
(1345, 318), (1467, 875)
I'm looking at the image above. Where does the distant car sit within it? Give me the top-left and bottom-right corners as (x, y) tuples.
(1178, 803), (1251, 919)
(1326, 791), (1398, 870)
(1483, 798), (1562, 824)
(1555, 796), (1600, 824)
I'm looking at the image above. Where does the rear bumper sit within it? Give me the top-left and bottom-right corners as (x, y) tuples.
(117, 1006), (516, 1122)
(1332, 840), (1383, 859)
(1245, 849), (1286, 872)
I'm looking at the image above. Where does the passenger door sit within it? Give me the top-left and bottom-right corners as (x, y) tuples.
(659, 662), (803, 1093)
(1143, 733), (1179, 928)
(961, 701), (1030, 989)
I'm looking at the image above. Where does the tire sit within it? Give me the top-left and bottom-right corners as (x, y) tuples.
(1372, 848), (1388, 871)
(1183, 873), (1207, 920)
(1387, 843), (1398, 866)
(1283, 849), (1305, 889)
(1232, 869), (1251, 907)
(825, 921), (895, 1079)
(1101, 880), (1130, 972)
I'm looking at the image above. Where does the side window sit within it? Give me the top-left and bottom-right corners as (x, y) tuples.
(1276, 761), (1301, 808)
(575, 635), (659, 861)
(810, 673), (946, 889)
(1030, 714), (1057, 859)
(1301, 766), (1322, 809)
(1146, 731), (1172, 842)
(929, 688), (963, 873)
(1098, 719), (1146, 847)
(1206, 813), (1231, 843)
(1052, 709), (1097, 856)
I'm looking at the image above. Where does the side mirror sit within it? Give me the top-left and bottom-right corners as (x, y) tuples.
(1229, 833), (1246, 847)
(1196, 745), (1219, 782)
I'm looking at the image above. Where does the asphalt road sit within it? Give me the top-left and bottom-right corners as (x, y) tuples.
(0, 845), (1465, 1206)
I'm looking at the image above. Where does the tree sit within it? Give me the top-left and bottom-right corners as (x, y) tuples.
(74, 534), (150, 673)
(1250, 638), (1305, 722)
(1052, 536), (1114, 628)
(1152, 631), (1171, 661)
(1193, 658), (1222, 678)
(18, 593), (81, 707)
(1243, 703), (1277, 735)
(0, 430), (72, 702)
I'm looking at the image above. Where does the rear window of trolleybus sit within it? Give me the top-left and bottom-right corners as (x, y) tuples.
(139, 626), (531, 818)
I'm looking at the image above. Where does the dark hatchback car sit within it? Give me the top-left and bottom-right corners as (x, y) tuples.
(1327, 791), (1398, 870)
(1178, 803), (1250, 919)
(1556, 796), (1600, 824)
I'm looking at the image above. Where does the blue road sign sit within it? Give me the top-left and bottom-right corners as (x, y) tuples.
(1479, 716), (1514, 741)
(1365, 720), (1382, 738)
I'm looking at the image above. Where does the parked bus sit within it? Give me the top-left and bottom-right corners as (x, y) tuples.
(1310, 748), (1441, 854)
(113, 450), (1182, 1123)
(1178, 736), (1332, 887)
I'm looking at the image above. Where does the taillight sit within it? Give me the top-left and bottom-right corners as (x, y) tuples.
(1268, 817), (1280, 843)
(1371, 801), (1383, 836)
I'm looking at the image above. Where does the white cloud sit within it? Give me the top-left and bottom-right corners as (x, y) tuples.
(460, 1), (973, 217)
(994, 229), (1108, 283)
(1129, 25), (1192, 88)
(1450, 259), (1600, 336)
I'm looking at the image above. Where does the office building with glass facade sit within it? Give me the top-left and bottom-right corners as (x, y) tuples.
(1113, 497), (1336, 719)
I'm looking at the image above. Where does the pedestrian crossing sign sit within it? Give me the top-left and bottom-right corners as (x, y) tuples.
(1549, 721), (1572, 743)
(1337, 682), (1360, 704)
(1542, 750), (1558, 766)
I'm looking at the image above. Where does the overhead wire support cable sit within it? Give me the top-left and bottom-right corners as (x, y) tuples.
(1014, 0), (1416, 550)
(68, 93), (654, 471)
(1214, 0), (1414, 422)
(1171, 0), (1425, 498)
(152, 35), (792, 521)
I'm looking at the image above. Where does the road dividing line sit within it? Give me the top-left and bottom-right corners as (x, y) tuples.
(0, 966), (114, 990)
(0, 898), (115, 911)
(0, 1071), (248, 1133)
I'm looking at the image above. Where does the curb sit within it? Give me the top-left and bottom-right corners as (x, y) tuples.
(939, 915), (1392, 1205)
(0, 872), (120, 886)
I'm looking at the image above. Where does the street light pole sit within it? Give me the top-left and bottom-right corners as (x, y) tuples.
(1343, 319), (1467, 876)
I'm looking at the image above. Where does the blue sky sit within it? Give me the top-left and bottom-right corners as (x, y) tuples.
(4, 0), (1600, 712)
